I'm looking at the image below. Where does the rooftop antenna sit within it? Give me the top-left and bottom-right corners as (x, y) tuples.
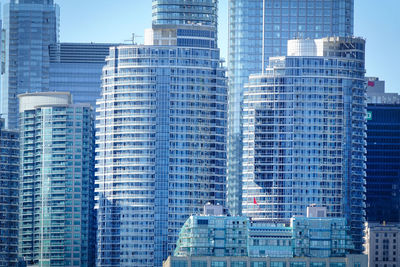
(124, 33), (143, 45)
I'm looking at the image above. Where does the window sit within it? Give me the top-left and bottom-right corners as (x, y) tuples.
(192, 261), (207, 267)
(271, 263), (286, 267)
(251, 262), (266, 267)
(291, 263), (306, 267)
(231, 262), (246, 267)
(211, 261), (226, 267)
(171, 261), (187, 267)
(197, 219), (208, 225)
(311, 263), (326, 267)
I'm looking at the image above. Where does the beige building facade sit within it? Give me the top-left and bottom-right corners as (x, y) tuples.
(365, 222), (400, 267)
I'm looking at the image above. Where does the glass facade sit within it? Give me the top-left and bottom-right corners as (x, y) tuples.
(152, 0), (218, 29)
(227, 0), (354, 217)
(365, 104), (400, 223)
(96, 1), (225, 266)
(242, 37), (366, 252)
(95, 43), (227, 266)
(0, 119), (19, 267)
(174, 216), (249, 257)
(18, 92), (95, 267)
(291, 217), (353, 258)
(1, 0), (59, 129)
(164, 255), (368, 267)
(49, 43), (115, 107)
(174, 214), (352, 259)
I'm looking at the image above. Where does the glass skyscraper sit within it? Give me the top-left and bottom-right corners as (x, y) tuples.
(366, 103), (400, 223)
(96, 1), (226, 266)
(152, 0), (218, 29)
(227, 0), (354, 216)
(18, 92), (95, 266)
(365, 79), (400, 223)
(242, 37), (366, 252)
(49, 42), (116, 107)
(0, 118), (19, 266)
(1, 0), (59, 129)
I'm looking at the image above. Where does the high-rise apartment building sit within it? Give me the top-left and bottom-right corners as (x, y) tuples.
(1, 0), (59, 129)
(0, 118), (19, 267)
(227, 0), (354, 216)
(96, 1), (226, 266)
(18, 92), (95, 267)
(242, 37), (366, 252)
(365, 81), (400, 223)
(49, 42), (116, 107)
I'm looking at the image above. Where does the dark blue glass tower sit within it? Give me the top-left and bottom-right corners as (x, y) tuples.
(0, 119), (19, 266)
(366, 104), (400, 223)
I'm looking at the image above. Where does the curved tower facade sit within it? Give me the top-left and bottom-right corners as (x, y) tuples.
(242, 37), (366, 252)
(96, 45), (226, 266)
(96, 1), (226, 266)
(227, 0), (354, 217)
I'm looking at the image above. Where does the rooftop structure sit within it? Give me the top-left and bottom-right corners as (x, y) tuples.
(366, 77), (400, 104)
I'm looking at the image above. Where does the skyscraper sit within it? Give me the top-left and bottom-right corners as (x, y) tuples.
(96, 1), (226, 266)
(0, 118), (19, 266)
(1, 0), (59, 129)
(227, 0), (354, 216)
(18, 92), (95, 266)
(365, 81), (400, 223)
(49, 42), (117, 107)
(152, 0), (218, 28)
(242, 37), (366, 252)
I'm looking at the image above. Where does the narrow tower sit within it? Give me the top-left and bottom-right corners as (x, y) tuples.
(0, 119), (19, 266)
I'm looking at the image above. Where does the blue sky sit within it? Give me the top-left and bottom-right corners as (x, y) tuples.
(1, 0), (399, 93)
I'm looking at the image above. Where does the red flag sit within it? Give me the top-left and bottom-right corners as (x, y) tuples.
(368, 81), (375, 87)
(253, 197), (258, 205)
